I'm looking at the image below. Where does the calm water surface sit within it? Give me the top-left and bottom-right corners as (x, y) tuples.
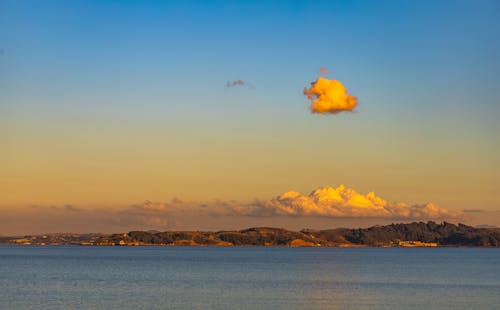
(0, 246), (499, 309)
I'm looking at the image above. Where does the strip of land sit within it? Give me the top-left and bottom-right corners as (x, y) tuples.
(1, 222), (499, 247)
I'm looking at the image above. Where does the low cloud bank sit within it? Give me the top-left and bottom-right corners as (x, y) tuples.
(1, 185), (465, 234)
(125, 185), (463, 221)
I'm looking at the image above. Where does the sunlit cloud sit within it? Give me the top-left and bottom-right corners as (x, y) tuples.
(303, 76), (357, 114)
(319, 67), (328, 75)
(238, 185), (464, 220)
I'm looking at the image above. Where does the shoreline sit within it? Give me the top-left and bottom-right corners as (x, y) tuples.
(2, 221), (499, 247)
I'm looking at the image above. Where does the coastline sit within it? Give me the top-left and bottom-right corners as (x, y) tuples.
(2, 221), (499, 248)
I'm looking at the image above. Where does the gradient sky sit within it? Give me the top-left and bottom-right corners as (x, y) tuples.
(1, 0), (499, 233)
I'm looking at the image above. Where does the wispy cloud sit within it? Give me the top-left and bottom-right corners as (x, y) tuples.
(226, 80), (245, 87)
(225, 79), (255, 89)
(63, 204), (82, 212)
(462, 209), (484, 213)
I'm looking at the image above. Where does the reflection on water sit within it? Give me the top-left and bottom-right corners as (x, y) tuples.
(0, 246), (499, 309)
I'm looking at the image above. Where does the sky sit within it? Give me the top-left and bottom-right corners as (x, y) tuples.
(1, 0), (499, 234)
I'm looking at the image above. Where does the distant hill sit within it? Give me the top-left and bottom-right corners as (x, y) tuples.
(2, 222), (500, 247)
(98, 221), (500, 247)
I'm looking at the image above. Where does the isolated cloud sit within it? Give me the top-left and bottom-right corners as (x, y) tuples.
(242, 185), (464, 220)
(303, 77), (357, 114)
(225, 79), (255, 89)
(319, 67), (328, 75)
(226, 80), (245, 87)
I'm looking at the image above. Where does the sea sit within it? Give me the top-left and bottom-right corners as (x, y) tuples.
(0, 246), (499, 309)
